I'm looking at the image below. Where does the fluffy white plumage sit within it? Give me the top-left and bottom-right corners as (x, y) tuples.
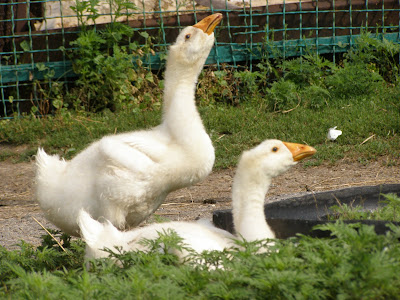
(78, 139), (316, 261)
(35, 14), (223, 236)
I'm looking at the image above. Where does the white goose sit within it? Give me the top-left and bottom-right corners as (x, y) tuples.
(78, 140), (316, 261)
(35, 13), (223, 236)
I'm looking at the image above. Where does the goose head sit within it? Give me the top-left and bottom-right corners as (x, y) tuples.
(232, 140), (316, 241)
(167, 13), (223, 70)
(238, 140), (317, 182)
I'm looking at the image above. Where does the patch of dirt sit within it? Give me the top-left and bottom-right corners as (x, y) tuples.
(0, 154), (399, 250)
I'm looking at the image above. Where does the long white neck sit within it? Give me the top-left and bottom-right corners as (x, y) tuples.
(161, 52), (207, 144)
(231, 168), (276, 241)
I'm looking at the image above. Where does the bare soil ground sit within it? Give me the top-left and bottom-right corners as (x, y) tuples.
(1, 149), (399, 250)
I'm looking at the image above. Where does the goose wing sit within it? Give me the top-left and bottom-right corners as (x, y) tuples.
(100, 130), (171, 174)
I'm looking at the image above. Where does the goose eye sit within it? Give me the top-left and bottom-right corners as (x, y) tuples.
(185, 34), (191, 40)
(272, 147), (278, 152)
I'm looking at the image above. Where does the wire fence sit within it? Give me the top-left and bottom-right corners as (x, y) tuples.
(1, 0), (399, 119)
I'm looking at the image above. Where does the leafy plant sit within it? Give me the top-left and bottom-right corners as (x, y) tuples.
(70, 0), (97, 26)
(328, 193), (400, 222)
(345, 31), (400, 83)
(279, 54), (336, 88)
(300, 85), (331, 109)
(1, 222), (400, 298)
(234, 70), (262, 103)
(197, 68), (238, 106)
(324, 62), (384, 99)
(31, 63), (70, 118)
(66, 0), (160, 112)
(265, 79), (299, 111)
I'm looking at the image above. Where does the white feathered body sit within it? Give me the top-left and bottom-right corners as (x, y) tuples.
(78, 210), (234, 260)
(36, 20), (218, 236)
(36, 124), (214, 235)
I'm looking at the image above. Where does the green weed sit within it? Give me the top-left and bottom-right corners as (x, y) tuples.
(265, 79), (299, 111)
(300, 85), (331, 109)
(67, 0), (160, 112)
(197, 68), (237, 106)
(279, 54), (336, 88)
(329, 193), (400, 222)
(29, 0), (161, 115)
(0, 150), (15, 162)
(1, 222), (400, 298)
(324, 62), (384, 99)
(345, 31), (400, 83)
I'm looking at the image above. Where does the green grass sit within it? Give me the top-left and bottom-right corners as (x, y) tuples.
(0, 150), (15, 162)
(204, 91), (399, 167)
(1, 222), (400, 299)
(328, 193), (400, 222)
(1, 89), (399, 168)
(0, 109), (161, 159)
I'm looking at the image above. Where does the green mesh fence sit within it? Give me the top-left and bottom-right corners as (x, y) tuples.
(1, 0), (399, 119)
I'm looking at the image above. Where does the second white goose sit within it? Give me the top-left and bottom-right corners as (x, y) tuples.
(78, 140), (316, 260)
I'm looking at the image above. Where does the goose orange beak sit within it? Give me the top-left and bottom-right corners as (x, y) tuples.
(193, 13), (223, 35)
(283, 142), (317, 162)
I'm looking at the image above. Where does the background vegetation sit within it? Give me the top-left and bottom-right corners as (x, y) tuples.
(1, 31), (399, 168)
(329, 193), (400, 222)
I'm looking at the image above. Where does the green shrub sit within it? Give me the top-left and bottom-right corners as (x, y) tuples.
(280, 54), (336, 88)
(1, 222), (400, 299)
(324, 63), (384, 99)
(197, 68), (237, 106)
(234, 70), (261, 103)
(300, 85), (331, 109)
(345, 32), (400, 83)
(67, 24), (160, 113)
(329, 193), (400, 222)
(62, 0), (162, 113)
(265, 79), (299, 111)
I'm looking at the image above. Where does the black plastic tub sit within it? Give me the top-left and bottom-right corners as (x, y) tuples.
(212, 184), (400, 239)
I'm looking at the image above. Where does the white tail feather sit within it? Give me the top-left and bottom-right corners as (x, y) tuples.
(78, 210), (126, 258)
(77, 210), (105, 247)
(35, 148), (67, 180)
